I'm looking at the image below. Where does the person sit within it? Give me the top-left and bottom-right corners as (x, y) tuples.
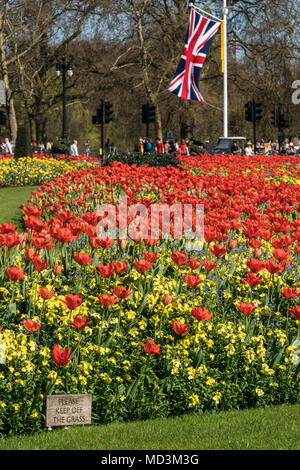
(3, 137), (12, 154)
(205, 140), (212, 153)
(155, 137), (164, 153)
(70, 139), (79, 156)
(139, 137), (144, 153)
(231, 141), (240, 155)
(84, 140), (91, 156)
(179, 139), (188, 155)
(174, 140), (180, 153)
(110, 142), (116, 154)
(245, 143), (253, 156)
(144, 138), (153, 152)
(104, 138), (111, 154)
(46, 140), (53, 154)
(287, 143), (296, 156)
(185, 138), (190, 155)
(164, 141), (170, 154)
(32, 141), (38, 153)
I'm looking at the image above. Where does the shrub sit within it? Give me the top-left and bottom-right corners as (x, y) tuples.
(103, 152), (181, 168)
(14, 125), (32, 159)
(51, 139), (69, 156)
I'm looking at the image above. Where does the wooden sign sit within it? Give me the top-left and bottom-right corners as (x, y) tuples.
(46, 394), (92, 427)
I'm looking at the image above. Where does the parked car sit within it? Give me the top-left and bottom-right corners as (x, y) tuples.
(214, 137), (246, 155)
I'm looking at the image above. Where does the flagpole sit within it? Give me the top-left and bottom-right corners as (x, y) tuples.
(223, 0), (228, 138)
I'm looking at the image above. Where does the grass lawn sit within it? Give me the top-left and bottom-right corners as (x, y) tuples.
(0, 185), (39, 230)
(0, 404), (299, 450)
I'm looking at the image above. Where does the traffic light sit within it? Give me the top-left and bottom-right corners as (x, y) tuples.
(0, 110), (6, 125)
(245, 101), (253, 122)
(148, 103), (156, 123)
(104, 101), (113, 124)
(92, 106), (103, 125)
(254, 101), (262, 121)
(141, 103), (156, 124)
(279, 114), (289, 129)
(271, 107), (278, 127)
(142, 104), (148, 124)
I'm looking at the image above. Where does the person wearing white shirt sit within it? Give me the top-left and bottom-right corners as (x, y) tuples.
(4, 137), (12, 154)
(245, 143), (253, 156)
(70, 139), (79, 156)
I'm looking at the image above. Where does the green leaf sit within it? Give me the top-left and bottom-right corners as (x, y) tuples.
(137, 293), (148, 314)
(126, 377), (140, 402)
(193, 348), (203, 368)
(272, 347), (285, 369)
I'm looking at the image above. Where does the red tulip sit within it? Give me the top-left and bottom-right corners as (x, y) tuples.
(140, 338), (160, 355)
(163, 294), (173, 305)
(289, 306), (300, 320)
(264, 259), (285, 274)
(23, 318), (41, 332)
(98, 293), (118, 306)
(59, 294), (82, 310)
(281, 286), (299, 299)
(2, 232), (21, 248)
(96, 263), (115, 278)
(6, 266), (25, 281)
(172, 320), (189, 335)
(171, 251), (187, 266)
(68, 315), (92, 329)
(203, 259), (216, 271)
(22, 204), (43, 217)
(209, 244), (227, 258)
(112, 260), (129, 273)
(52, 344), (73, 366)
(39, 287), (54, 299)
(237, 302), (257, 316)
(185, 274), (202, 287)
(52, 227), (76, 243)
(53, 264), (62, 275)
(191, 306), (212, 321)
(133, 259), (153, 272)
(272, 248), (290, 263)
(246, 258), (265, 273)
(73, 252), (94, 266)
(228, 239), (238, 249)
(254, 248), (262, 258)
(187, 258), (201, 270)
(97, 237), (114, 248)
(113, 286), (131, 299)
(31, 255), (49, 272)
(143, 251), (159, 263)
(241, 272), (263, 287)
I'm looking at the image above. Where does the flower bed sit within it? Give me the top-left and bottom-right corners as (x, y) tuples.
(0, 155), (98, 187)
(0, 154), (299, 436)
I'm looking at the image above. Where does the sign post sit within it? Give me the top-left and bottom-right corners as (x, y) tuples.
(46, 394), (92, 428)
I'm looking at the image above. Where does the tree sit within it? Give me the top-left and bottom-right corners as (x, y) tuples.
(14, 123), (31, 158)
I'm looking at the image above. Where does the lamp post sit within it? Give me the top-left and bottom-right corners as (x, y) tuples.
(56, 56), (73, 140)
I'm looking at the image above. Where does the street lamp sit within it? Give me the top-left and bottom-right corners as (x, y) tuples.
(55, 55), (73, 140)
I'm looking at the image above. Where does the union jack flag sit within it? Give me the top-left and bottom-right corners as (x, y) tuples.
(167, 8), (221, 102)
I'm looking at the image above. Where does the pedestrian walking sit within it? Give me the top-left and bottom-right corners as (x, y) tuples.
(84, 139), (91, 156)
(70, 139), (79, 156)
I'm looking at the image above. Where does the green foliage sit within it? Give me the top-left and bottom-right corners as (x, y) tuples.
(103, 152), (182, 168)
(14, 125), (32, 159)
(51, 139), (69, 156)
